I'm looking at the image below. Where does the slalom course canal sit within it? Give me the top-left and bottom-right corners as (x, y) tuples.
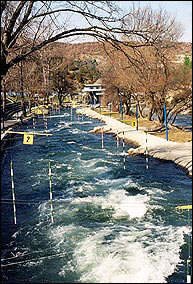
(1, 108), (192, 283)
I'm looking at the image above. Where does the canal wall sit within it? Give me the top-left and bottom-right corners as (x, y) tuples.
(76, 107), (192, 177)
(1, 116), (33, 165)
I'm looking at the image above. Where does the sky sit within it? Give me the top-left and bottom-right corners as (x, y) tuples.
(56, 1), (192, 43)
(116, 1), (192, 42)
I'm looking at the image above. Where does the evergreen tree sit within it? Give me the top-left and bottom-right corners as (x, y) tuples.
(184, 55), (192, 68)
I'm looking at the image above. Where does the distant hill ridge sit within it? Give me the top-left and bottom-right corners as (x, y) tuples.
(49, 41), (192, 64)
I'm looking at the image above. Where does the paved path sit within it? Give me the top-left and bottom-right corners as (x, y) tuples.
(1, 119), (21, 140)
(1, 117), (32, 141)
(77, 108), (192, 177)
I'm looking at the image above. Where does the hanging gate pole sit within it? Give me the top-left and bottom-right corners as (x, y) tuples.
(71, 106), (73, 121)
(10, 160), (17, 224)
(44, 116), (48, 129)
(123, 131), (126, 170)
(187, 209), (192, 283)
(122, 131), (125, 148)
(101, 129), (104, 149)
(33, 117), (35, 128)
(116, 130), (119, 148)
(48, 161), (54, 223)
(187, 256), (192, 283)
(145, 132), (149, 169)
(176, 205), (192, 283)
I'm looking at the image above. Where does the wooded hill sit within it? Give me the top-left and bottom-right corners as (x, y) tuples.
(49, 41), (192, 65)
(3, 40), (192, 125)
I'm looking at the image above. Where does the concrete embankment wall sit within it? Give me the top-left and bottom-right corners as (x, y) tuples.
(77, 108), (192, 177)
(1, 116), (33, 166)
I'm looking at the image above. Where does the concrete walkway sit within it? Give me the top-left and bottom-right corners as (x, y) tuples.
(1, 119), (22, 140)
(77, 108), (192, 177)
(1, 116), (33, 141)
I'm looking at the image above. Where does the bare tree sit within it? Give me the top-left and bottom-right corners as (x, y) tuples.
(166, 63), (192, 125)
(1, 1), (183, 79)
(1, 1), (184, 119)
(1, 1), (120, 79)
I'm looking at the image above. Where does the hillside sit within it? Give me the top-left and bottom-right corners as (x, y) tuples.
(50, 41), (192, 65)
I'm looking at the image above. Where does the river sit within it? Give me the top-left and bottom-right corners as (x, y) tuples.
(1, 108), (192, 283)
(174, 114), (192, 131)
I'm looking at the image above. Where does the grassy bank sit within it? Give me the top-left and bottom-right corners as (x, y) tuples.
(95, 110), (192, 143)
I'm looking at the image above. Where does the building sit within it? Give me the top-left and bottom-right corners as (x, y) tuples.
(81, 79), (105, 106)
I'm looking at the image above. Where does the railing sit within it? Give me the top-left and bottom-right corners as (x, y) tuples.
(1, 101), (22, 121)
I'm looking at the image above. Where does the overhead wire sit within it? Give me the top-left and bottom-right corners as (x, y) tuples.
(1, 198), (192, 211)
(0, 199), (46, 204)
(1, 247), (65, 262)
(1, 252), (67, 268)
(2, 114), (192, 212)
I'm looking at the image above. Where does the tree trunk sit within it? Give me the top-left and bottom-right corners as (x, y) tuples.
(147, 106), (154, 121)
(46, 93), (49, 105)
(170, 113), (177, 125)
(124, 101), (130, 115)
(28, 97), (32, 113)
(157, 110), (164, 124)
(57, 94), (63, 106)
(1, 78), (7, 128)
(0, 54), (8, 78)
(137, 101), (144, 118)
(3, 88), (6, 113)
(20, 61), (26, 116)
(125, 94), (132, 115)
(21, 96), (27, 116)
(2, 88), (7, 128)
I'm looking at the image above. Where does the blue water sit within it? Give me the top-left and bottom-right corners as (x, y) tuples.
(174, 114), (192, 131)
(1, 108), (192, 283)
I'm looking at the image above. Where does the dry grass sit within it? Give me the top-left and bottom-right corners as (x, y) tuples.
(95, 110), (192, 143)
(136, 117), (191, 143)
(151, 128), (192, 143)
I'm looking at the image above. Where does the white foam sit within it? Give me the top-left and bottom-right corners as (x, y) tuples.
(96, 177), (131, 187)
(74, 183), (95, 193)
(38, 191), (190, 284)
(31, 180), (41, 187)
(77, 121), (93, 124)
(71, 189), (149, 219)
(49, 224), (77, 241)
(49, 113), (69, 118)
(82, 145), (92, 150)
(54, 124), (70, 132)
(80, 158), (111, 168)
(72, 224), (187, 283)
(70, 128), (85, 134)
